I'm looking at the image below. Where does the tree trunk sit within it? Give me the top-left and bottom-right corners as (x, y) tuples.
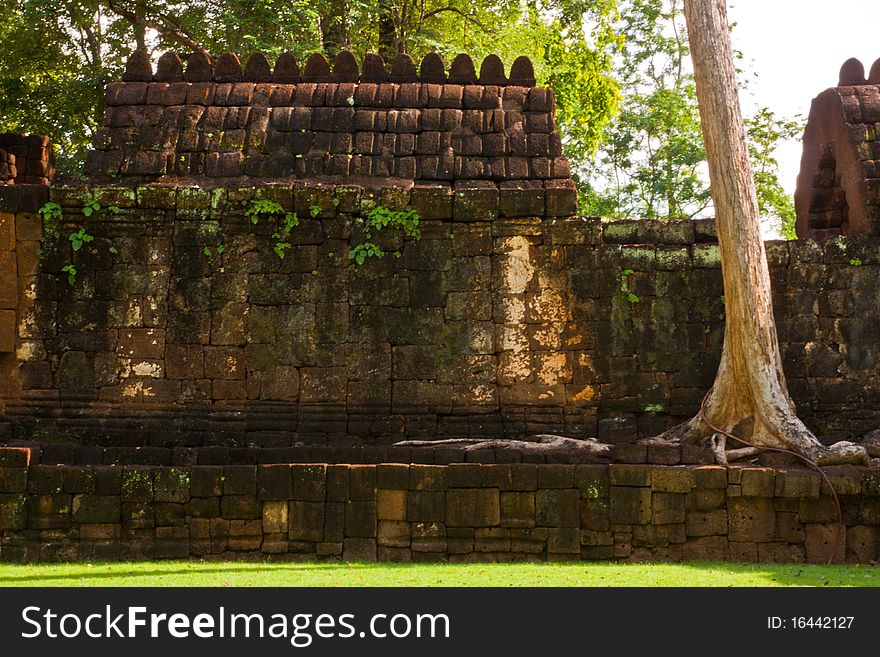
(658, 0), (867, 465)
(377, 0), (398, 62)
(133, 3), (146, 51)
(320, 0), (349, 57)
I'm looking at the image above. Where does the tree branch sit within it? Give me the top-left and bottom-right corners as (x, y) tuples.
(421, 6), (487, 32)
(105, 0), (209, 57)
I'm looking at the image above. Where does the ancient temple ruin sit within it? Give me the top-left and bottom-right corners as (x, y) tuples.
(0, 52), (879, 563)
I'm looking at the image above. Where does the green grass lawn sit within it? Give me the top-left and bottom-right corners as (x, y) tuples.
(0, 561), (878, 587)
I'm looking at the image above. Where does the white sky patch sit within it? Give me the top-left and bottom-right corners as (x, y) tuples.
(729, 1), (880, 197)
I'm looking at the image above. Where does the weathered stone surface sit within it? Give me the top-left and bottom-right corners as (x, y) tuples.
(185, 52), (213, 82)
(155, 52), (183, 82)
(610, 487), (651, 525)
(123, 50), (153, 82)
(447, 489), (500, 527)
(302, 54), (331, 82)
(420, 53), (446, 84)
(536, 489), (579, 527)
(243, 53), (272, 82)
(289, 500), (325, 541)
(508, 57), (536, 87)
(390, 54), (417, 83)
(214, 52), (242, 82)
(72, 495), (120, 524)
(805, 523), (846, 564)
(728, 497), (776, 542)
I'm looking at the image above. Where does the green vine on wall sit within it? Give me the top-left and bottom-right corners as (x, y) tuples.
(348, 205), (421, 268)
(38, 196), (119, 285)
(69, 227), (93, 251)
(61, 264), (77, 286)
(38, 201), (63, 238)
(619, 268), (639, 304)
(36, 196), (423, 284)
(203, 244), (225, 258)
(245, 199), (300, 260)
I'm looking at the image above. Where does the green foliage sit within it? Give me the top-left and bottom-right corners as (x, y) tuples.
(619, 268), (639, 303)
(61, 264), (77, 286)
(270, 214), (298, 260)
(581, 0), (799, 230)
(38, 201), (62, 220)
(349, 241), (385, 266)
(81, 198), (101, 217)
(746, 108), (802, 239)
(68, 227), (93, 251)
(309, 205), (322, 218)
(273, 241), (292, 259)
(39, 197), (123, 286)
(1, 0), (620, 174)
(850, 258), (862, 267)
(246, 199), (286, 225)
(245, 198), (300, 259)
(580, 0), (709, 219)
(365, 205), (421, 239)
(466, 1), (621, 165)
(0, 2), (118, 170)
(38, 202), (63, 238)
(348, 205), (421, 268)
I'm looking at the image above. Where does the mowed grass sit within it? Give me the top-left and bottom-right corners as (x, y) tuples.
(0, 561), (878, 587)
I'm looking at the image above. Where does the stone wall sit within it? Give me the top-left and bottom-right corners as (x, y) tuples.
(87, 50), (573, 199)
(795, 57), (880, 239)
(0, 134), (54, 185)
(0, 148), (14, 185)
(1, 448), (878, 563)
(1, 183), (880, 445)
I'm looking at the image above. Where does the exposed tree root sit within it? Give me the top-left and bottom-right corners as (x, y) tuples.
(394, 435), (612, 460)
(859, 430), (880, 459)
(645, 389), (870, 467)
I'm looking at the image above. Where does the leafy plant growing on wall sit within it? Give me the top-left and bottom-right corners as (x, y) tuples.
(348, 205), (421, 268)
(619, 268), (639, 304)
(245, 199), (300, 260)
(38, 202), (62, 238)
(81, 197), (101, 217)
(61, 264), (77, 286)
(69, 227), (93, 251)
(38, 198), (120, 285)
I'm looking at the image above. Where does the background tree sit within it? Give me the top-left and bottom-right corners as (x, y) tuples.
(579, 0), (799, 238)
(661, 0), (866, 465)
(0, 1), (130, 171)
(0, 0), (619, 172)
(746, 108), (801, 240)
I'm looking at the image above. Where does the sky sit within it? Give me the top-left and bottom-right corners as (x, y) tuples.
(727, 1), (879, 196)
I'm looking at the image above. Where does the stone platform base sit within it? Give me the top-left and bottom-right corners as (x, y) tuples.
(1, 447), (878, 563)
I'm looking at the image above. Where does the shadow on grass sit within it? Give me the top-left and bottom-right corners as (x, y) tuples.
(1, 560), (878, 587)
(656, 561), (880, 587)
(0, 562), (344, 585)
